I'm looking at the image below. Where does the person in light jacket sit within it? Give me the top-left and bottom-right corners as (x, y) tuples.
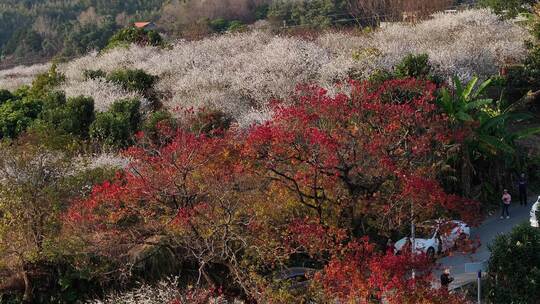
(501, 189), (511, 219)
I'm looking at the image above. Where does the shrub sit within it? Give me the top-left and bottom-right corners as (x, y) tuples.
(142, 110), (176, 137)
(367, 70), (394, 85)
(255, 4), (270, 20)
(89, 112), (132, 148)
(108, 98), (141, 132)
(394, 54), (431, 79)
(209, 18), (230, 33)
(486, 223), (540, 304)
(83, 69), (106, 80)
(106, 68), (157, 98)
(0, 96), (42, 139)
(30, 64), (66, 98)
(64, 96), (95, 137)
(0, 89), (13, 105)
(190, 109), (232, 136)
(89, 98), (140, 148)
(227, 20), (246, 32)
(106, 27), (163, 50)
(36, 93), (95, 138)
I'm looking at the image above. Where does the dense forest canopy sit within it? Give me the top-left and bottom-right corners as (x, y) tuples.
(0, 0), (164, 66)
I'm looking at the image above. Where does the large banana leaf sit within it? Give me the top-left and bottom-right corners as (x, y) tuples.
(478, 112), (533, 133)
(476, 134), (516, 154)
(462, 77), (478, 99)
(456, 111), (474, 122)
(471, 78), (493, 100)
(464, 98), (493, 111)
(453, 76), (464, 96)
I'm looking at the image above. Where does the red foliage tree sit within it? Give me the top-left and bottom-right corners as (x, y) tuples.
(66, 79), (479, 303)
(244, 79), (479, 236)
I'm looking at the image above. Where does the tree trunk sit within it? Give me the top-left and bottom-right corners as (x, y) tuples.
(22, 270), (32, 303)
(461, 148), (472, 198)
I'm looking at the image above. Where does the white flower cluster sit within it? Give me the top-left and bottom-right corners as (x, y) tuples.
(363, 9), (530, 81)
(87, 278), (241, 304)
(73, 153), (131, 172)
(0, 9), (529, 126)
(0, 63), (51, 91)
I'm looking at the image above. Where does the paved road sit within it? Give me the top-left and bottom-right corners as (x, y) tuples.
(435, 197), (536, 289)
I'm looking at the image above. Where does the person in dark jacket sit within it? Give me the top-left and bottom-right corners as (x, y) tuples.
(440, 268), (454, 290)
(519, 173), (528, 206)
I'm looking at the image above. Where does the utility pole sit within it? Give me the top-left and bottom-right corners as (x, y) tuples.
(411, 200), (416, 279)
(465, 262), (487, 304)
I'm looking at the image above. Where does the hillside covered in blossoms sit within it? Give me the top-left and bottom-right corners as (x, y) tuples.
(0, 1), (539, 303)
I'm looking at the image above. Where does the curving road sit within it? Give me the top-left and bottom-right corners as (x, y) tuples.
(435, 197), (535, 289)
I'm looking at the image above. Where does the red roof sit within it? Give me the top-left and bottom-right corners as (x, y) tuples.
(134, 22), (152, 28)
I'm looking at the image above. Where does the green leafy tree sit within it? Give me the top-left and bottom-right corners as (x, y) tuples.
(37, 93), (95, 138)
(479, 0), (537, 18)
(106, 68), (158, 101)
(268, 0), (351, 28)
(0, 0), (164, 62)
(3, 28), (43, 56)
(29, 64), (65, 98)
(105, 27), (163, 50)
(142, 110), (176, 139)
(62, 18), (118, 57)
(486, 223), (540, 304)
(439, 77), (540, 201)
(438, 76), (494, 123)
(89, 98), (141, 148)
(0, 89), (13, 105)
(0, 142), (71, 302)
(227, 20), (246, 32)
(394, 53), (432, 79)
(82, 69), (106, 81)
(0, 96), (42, 139)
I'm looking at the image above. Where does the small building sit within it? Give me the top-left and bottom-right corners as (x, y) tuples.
(134, 22), (157, 30)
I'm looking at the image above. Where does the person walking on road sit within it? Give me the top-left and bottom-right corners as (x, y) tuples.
(440, 268), (454, 291)
(501, 189), (511, 219)
(518, 173), (527, 206)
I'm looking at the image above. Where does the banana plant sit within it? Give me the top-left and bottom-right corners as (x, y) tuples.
(437, 76), (494, 122)
(473, 111), (536, 156)
(437, 76), (540, 155)
(438, 75), (540, 199)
